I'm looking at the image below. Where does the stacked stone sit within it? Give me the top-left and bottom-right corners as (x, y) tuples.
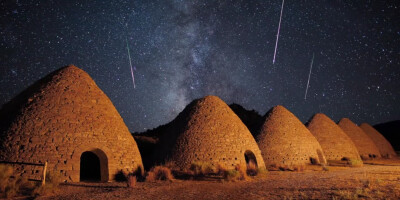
(338, 118), (381, 160)
(360, 123), (396, 158)
(155, 96), (265, 170)
(0, 65), (143, 182)
(256, 106), (326, 169)
(307, 113), (361, 162)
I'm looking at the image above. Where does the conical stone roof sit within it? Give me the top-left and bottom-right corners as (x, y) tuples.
(338, 118), (381, 159)
(256, 106), (326, 169)
(0, 65), (143, 182)
(360, 123), (396, 158)
(155, 96), (265, 170)
(307, 113), (361, 162)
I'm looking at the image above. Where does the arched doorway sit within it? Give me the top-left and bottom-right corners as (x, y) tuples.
(80, 149), (109, 182)
(244, 150), (258, 175)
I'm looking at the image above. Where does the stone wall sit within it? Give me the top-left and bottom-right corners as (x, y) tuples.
(155, 96), (265, 170)
(257, 106), (327, 168)
(338, 118), (381, 159)
(0, 66), (143, 182)
(307, 113), (361, 162)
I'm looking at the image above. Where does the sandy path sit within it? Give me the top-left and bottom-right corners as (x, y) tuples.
(37, 164), (400, 200)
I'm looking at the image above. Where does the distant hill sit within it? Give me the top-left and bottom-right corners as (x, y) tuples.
(229, 103), (263, 137)
(374, 120), (400, 151)
(132, 123), (171, 170)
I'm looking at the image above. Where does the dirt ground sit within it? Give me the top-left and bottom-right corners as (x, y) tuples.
(29, 159), (400, 200)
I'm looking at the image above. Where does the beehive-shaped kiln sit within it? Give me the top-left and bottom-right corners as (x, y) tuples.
(360, 123), (396, 158)
(338, 118), (381, 159)
(256, 106), (326, 169)
(0, 65), (143, 182)
(155, 96), (265, 170)
(307, 113), (361, 162)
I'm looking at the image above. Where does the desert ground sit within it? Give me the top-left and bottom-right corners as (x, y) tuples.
(29, 159), (400, 200)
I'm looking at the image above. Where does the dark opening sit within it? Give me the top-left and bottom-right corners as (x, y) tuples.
(369, 154), (377, 158)
(244, 151), (258, 166)
(244, 150), (258, 176)
(341, 157), (350, 161)
(309, 157), (318, 165)
(80, 151), (101, 182)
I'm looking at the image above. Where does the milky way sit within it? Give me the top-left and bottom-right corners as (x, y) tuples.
(1, 1), (399, 132)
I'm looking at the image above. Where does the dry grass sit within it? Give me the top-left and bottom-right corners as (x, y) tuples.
(0, 164), (14, 195)
(222, 164), (248, 182)
(127, 175), (137, 188)
(332, 174), (389, 199)
(348, 159), (363, 167)
(222, 169), (240, 181)
(189, 162), (215, 176)
(333, 190), (358, 200)
(275, 164), (305, 172)
(235, 164), (248, 180)
(216, 163), (228, 175)
(146, 166), (174, 182)
(32, 171), (61, 196)
(0, 165), (62, 198)
(0, 165), (36, 198)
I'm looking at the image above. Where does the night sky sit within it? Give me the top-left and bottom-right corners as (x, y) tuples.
(1, 1), (399, 132)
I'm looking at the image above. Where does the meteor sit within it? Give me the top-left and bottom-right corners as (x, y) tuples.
(126, 37), (136, 89)
(273, 0), (285, 64)
(304, 53), (314, 100)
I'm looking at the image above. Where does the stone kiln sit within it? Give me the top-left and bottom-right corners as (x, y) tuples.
(155, 96), (265, 170)
(307, 113), (361, 162)
(0, 65), (143, 182)
(360, 123), (396, 158)
(256, 106), (327, 169)
(338, 118), (381, 159)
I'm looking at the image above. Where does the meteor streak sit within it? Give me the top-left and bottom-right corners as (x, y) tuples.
(126, 37), (136, 89)
(304, 53), (314, 100)
(273, 0), (285, 64)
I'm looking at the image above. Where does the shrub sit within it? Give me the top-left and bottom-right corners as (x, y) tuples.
(0, 165), (38, 198)
(348, 159), (363, 167)
(223, 169), (240, 181)
(32, 171), (61, 196)
(235, 164), (248, 180)
(189, 162), (215, 176)
(0, 165), (13, 193)
(146, 166), (174, 182)
(216, 163), (228, 175)
(223, 164), (248, 181)
(0, 165), (24, 198)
